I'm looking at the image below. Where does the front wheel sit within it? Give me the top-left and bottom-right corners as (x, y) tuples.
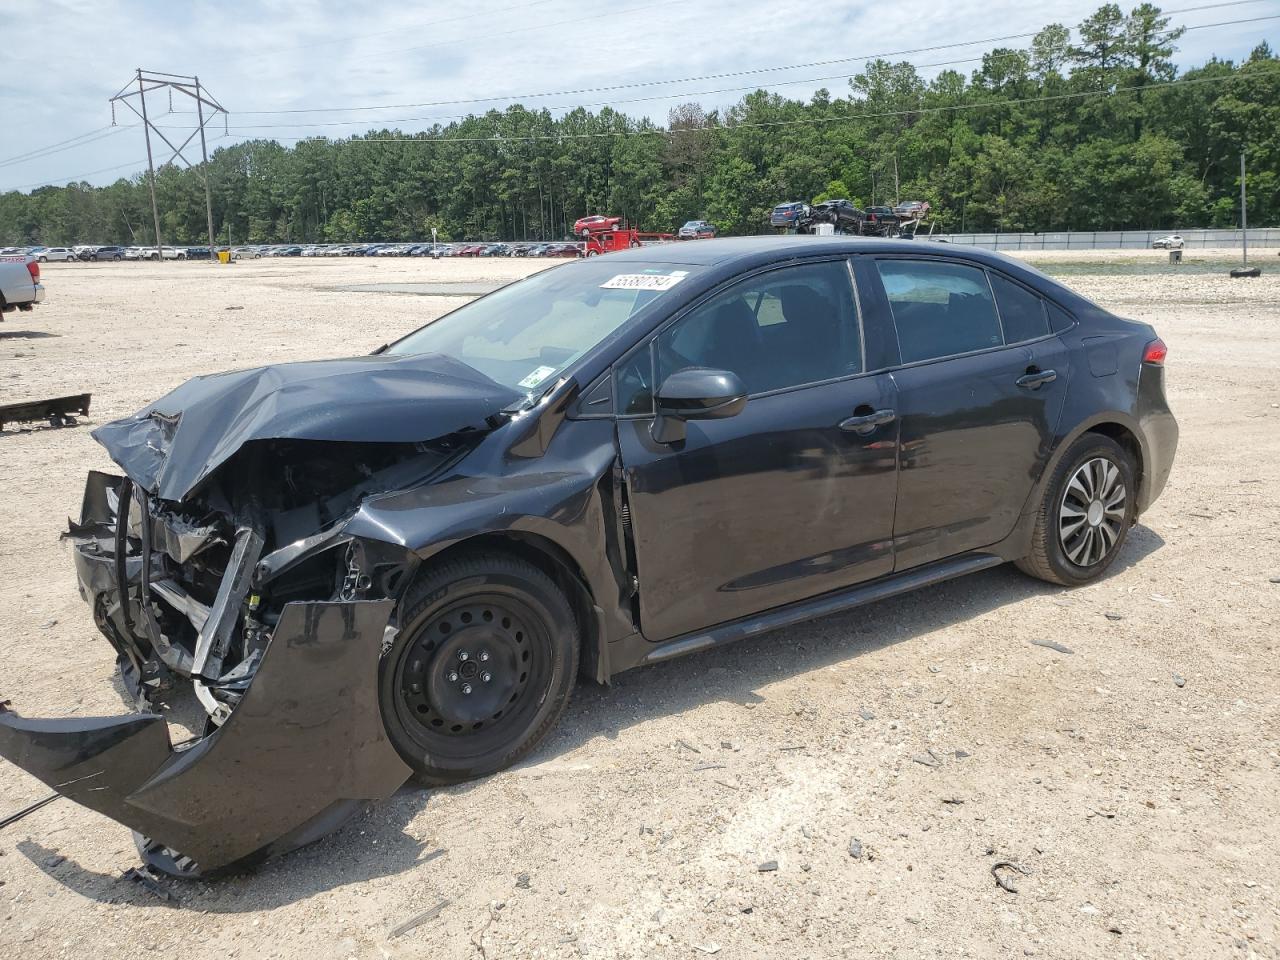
(379, 551), (579, 785)
(38, 256), (47, 263)
(1016, 433), (1136, 586)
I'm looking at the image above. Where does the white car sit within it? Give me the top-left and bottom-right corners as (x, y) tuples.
(1152, 235), (1185, 250)
(35, 246), (75, 262)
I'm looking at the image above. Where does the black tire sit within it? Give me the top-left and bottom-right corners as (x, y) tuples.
(379, 551), (579, 785)
(38, 256), (47, 263)
(1016, 433), (1136, 586)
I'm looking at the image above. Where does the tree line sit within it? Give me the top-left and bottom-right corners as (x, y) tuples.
(1, 4), (1276, 245)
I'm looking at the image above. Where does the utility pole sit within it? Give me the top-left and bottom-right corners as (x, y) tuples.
(195, 76), (217, 254)
(110, 70), (228, 261)
(136, 69), (163, 258)
(1240, 150), (1249, 267)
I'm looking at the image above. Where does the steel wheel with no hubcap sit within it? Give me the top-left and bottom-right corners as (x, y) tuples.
(1059, 456), (1127, 568)
(392, 593), (550, 757)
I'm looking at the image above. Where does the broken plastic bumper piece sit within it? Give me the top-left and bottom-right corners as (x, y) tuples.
(0, 600), (410, 877)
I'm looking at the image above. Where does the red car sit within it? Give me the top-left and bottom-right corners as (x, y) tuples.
(455, 244), (487, 257)
(544, 242), (583, 258)
(572, 215), (622, 238)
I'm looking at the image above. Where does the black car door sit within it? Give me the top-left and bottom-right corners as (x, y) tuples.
(862, 257), (1072, 570)
(616, 259), (900, 643)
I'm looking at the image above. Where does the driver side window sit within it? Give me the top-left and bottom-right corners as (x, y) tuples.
(656, 260), (861, 397)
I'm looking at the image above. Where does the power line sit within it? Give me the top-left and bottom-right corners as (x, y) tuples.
(223, 0), (561, 63)
(11, 158), (152, 191)
(335, 0), (692, 69)
(253, 72), (1251, 146)
(232, 0), (1270, 116)
(8, 67), (1252, 191)
(209, 14), (1274, 134)
(0, 126), (128, 169)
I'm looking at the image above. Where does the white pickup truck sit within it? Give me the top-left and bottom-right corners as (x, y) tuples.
(0, 255), (45, 317)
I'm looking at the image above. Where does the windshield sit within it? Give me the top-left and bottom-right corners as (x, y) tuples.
(385, 259), (702, 395)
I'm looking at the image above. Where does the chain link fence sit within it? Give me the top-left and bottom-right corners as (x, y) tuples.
(928, 228), (1279, 250)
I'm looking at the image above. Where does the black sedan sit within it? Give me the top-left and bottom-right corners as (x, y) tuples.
(0, 237), (1177, 877)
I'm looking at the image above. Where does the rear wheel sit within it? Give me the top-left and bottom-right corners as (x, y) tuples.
(379, 551), (579, 785)
(1016, 434), (1136, 586)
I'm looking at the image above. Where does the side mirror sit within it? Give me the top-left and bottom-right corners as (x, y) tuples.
(651, 368), (747, 444)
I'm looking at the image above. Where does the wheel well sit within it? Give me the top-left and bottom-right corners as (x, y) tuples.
(417, 533), (602, 683)
(1086, 423), (1144, 489)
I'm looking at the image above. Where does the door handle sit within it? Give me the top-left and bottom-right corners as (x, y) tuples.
(1015, 368), (1057, 390)
(839, 408), (896, 435)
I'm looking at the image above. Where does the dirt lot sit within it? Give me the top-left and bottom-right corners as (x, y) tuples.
(1, 251), (1278, 960)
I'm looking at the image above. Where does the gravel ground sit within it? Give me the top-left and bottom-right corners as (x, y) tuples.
(1, 252), (1278, 960)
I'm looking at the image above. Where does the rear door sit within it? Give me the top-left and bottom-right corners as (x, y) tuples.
(864, 257), (1071, 570)
(617, 258), (900, 642)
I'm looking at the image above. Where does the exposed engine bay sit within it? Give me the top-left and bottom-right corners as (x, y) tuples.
(67, 436), (464, 720)
(0, 352), (529, 876)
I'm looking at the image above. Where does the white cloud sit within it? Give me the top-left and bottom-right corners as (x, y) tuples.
(1, 0), (1274, 191)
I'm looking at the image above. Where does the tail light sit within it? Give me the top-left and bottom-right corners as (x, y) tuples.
(1143, 338), (1167, 365)
(26, 259), (39, 281)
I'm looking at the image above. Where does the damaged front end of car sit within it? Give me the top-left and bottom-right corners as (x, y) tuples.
(0, 354), (523, 876)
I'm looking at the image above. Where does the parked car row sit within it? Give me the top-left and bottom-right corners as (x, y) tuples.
(227, 242), (589, 259)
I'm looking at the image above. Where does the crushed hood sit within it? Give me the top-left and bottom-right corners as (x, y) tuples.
(93, 352), (522, 502)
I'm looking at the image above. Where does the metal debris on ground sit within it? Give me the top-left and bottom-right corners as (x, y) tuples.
(991, 861), (1033, 894)
(675, 739), (701, 754)
(942, 797), (965, 805)
(0, 393), (92, 431)
(1030, 638), (1074, 654)
(515, 872), (531, 889)
(692, 943), (722, 955)
(1104, 612), (1124, 621)
(388, 899), (450, 939)
(848, 839), (863, 860)
(0, 792), (61, 831)
(692, 763), (726, 772)
(859, 707), (876, 721)
(757, 860), (778, 872)
(121, 866), (177, 902)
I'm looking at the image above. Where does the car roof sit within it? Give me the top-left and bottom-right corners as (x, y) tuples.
(601, 235), (1017, 269)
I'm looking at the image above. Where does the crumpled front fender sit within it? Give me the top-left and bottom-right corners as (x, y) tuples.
(0, 600), (411, 877)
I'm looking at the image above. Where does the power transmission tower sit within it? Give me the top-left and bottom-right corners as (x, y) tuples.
(109, 70), (228, 259)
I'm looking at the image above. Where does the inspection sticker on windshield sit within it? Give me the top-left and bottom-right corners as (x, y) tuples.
(600, 271), (687, 292)
(518, 365), (558, 389)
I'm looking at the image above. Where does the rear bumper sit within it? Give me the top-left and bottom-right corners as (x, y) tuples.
(0, 600), (410, 877)
(1136, 364), (1179, 513)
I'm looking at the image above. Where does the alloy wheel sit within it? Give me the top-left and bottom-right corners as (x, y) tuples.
(1058, 456), (1127, 567)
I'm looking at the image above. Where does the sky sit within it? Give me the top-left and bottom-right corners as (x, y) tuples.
(0, 0), (1275, 193)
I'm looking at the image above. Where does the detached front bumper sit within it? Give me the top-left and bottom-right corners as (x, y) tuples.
(0, 600), (410, 876)
(0, 471), (411, 877)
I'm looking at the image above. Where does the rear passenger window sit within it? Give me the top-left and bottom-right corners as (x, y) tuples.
(989, 273), (1050, 343)
(875, 260), (1003, 363)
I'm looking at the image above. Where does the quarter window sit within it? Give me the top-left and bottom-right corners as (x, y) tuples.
(876, 260), (1003, 363)
(656, 261), (861, 396)
(989, 273), (1050, 343)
